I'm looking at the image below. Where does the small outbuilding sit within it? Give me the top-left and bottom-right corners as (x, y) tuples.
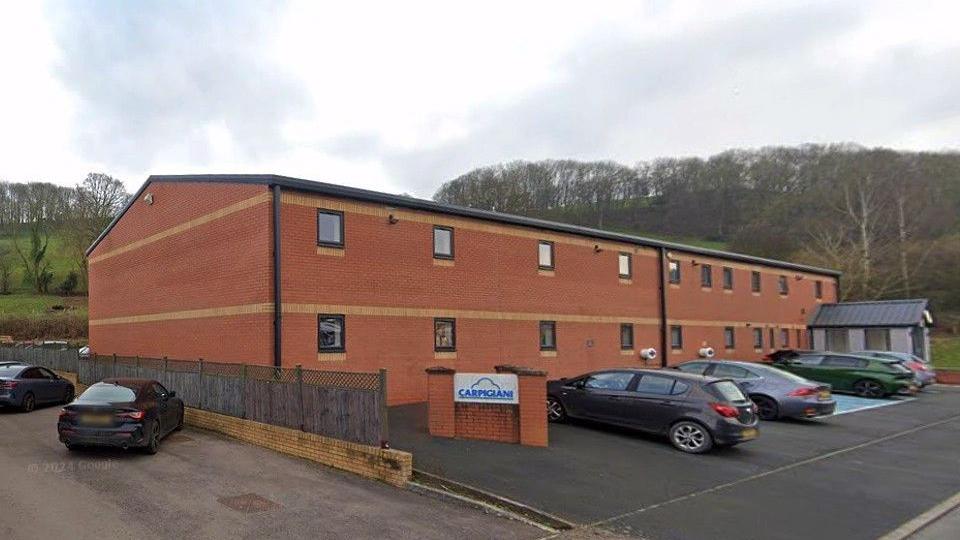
(808, 299), (933, 362)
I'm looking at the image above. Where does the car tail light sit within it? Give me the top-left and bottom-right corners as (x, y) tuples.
(59, 408), (75, 419)
(912, 362), (928, 372)
(116, 410), (145, 421)
(0, 380), (17, 390)
(710, 402), (740, 418)
(788, 387), (818, 397)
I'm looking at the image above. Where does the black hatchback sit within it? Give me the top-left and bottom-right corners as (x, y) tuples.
(58, 379), (184, 454)
(547, 369), (759, 453)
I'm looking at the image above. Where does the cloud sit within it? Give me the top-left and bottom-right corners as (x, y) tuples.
(47, 0), (308, 172)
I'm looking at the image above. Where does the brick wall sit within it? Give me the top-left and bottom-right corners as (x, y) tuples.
(454, 403), (519, 443)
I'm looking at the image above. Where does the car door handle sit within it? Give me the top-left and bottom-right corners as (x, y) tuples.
(660, 400), (676, 406)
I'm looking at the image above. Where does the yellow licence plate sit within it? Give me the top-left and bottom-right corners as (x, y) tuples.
(741, 428), (757, 439)
(80, 414), (113, 426)
(818, 390), (831, 400)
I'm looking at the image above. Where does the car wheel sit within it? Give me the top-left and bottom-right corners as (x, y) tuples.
(65, 442), (79, 452)
(63, 387), (74, 404)
(20, 392), (35, 413)
(669, 421), (714, 454)
(853, 379), (885, 398)
(143, 421), (160, 455)
(752, 395), (779, 421)
(547, 397), (566, 423)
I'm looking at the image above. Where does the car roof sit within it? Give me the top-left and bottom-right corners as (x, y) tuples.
(587, 367), (716, 383)
(99, 378), (154, 390)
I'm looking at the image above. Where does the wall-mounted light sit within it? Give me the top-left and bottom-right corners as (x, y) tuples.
(795, 274), (804, 281)
(388, 214), (399, 225)
(690, 259), (699, 266)
(593, 244), (602, 253)
(144, 193), (154, 205)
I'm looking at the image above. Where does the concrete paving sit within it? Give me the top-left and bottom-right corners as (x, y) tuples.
(391, 385), (960, 540)
(0, 404), (542, 540)
(910, 504), (960, 540)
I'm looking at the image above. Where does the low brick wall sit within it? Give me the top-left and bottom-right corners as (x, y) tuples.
(52, 370), (412, 487)
(186, 408), (412, 487)
(426, 365), (548, 447)
(937, 369), (960, 385)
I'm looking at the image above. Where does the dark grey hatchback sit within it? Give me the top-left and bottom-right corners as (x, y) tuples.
(547, 369), (759, 453)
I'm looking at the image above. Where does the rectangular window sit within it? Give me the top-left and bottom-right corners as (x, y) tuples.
(815, 280), (823, 299)
(796, 329), (803, 348)
(701, 264), (713, 288)
(620, 324), (634, 350)
(434, 318), (456, 351)
(778, 275), (789, 295)
(769, 328), (775, 349)
(433, 226), (454, 259)
(668, 260), (681, 284)
(825, 328), (849, 352)
(540, 321), (556, 350)
(618, 252), (632, 278)
(724, 327), (735, 349)
(318, 314), (345, 352)
(781, 329), (789, 348)
(317, 209), (344, 247)
(538, 241), (554, 270)
(670, 325), (683, 349)
(865, 328), (891, 351)
(722, 267), (734, 290)
(751, 271), (761, 292)
(753, 328), (764, 349)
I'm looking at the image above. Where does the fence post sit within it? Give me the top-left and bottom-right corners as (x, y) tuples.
(379, 368), (389, 448)
(296, 365), (305, 432)
(112, 353), (117, 378)
(241, 363), (247, 419)
(198, 358), (204, 410)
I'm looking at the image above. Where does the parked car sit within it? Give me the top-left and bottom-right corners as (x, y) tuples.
(854, 351), (937, 387)
(769, 352), (917, 398)
(673, 360), (836, 420)
(58, 378), (184, 454)
(0, 364), (75, 412)
(547, 369), (759, 454)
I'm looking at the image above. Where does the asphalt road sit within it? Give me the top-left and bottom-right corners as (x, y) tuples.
(0, 405), (542, 540)
(392, 386), (960, 540)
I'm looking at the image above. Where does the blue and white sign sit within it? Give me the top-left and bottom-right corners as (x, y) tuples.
(454, 373), (519, 404)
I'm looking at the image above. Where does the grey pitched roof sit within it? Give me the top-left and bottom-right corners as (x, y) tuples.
(808, 299), (930, 328)
(86, 174), (841, 277)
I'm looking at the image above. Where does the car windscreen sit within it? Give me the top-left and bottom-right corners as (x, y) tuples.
(707, 380), (748, 403)
(77, 383), (137, 403)
(754, 364), (811, 384)
(0, 365), (25, 377)
(885, 362), (913, 374)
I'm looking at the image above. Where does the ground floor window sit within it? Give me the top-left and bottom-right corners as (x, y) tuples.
(540, 321), (557, 350)
(865, 328), (891, 351)
(825, 328), (849, 352)
(724, 327), (735, 349)
(753, 328), (763, 349)
(780, 329), (789, 348)
(620, 324), (634, 350)
(318, 314), (345, 352)
(434, 318), (456, 351)
(670, 326), (683, 349)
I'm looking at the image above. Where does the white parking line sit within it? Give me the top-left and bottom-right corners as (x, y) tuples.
(831, 397), (916, 416)
(587, 413), (960, 529)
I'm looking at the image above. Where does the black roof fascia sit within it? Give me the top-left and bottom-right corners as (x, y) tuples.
(85, 173), (841, 277)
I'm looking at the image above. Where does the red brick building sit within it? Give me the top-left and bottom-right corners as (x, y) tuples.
(87, 175), (840, 405)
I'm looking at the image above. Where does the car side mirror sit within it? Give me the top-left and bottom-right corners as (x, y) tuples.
(168, 390), (177, 398)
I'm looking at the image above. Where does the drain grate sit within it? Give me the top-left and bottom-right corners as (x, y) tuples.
(217, 493), (279, 513)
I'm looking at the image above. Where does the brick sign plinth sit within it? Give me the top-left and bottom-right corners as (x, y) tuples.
(425, 365), (548, 447)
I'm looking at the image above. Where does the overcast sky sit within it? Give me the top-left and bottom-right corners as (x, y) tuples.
(1, 0), (958, 197)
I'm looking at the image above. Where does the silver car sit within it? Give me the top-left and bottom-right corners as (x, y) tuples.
(853, 351), (937, 387)
(674, 360), (837, 421)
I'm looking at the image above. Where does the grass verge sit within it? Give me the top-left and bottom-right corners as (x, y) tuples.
(932, 336), (960, 369)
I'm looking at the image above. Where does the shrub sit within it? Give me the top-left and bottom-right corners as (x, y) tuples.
(58, 271), (79, 296)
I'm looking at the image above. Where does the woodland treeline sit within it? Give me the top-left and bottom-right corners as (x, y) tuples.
(434, 144), (960, 319)
(0, 173), (128, 294)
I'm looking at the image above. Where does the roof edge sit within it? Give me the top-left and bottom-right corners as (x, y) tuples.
(85, 174), (842, 277)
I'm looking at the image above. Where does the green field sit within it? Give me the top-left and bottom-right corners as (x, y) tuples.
(932, 336), (960, 369)
(0, 233), (81, 293)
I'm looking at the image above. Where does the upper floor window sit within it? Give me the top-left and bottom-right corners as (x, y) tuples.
(317, 209), (344, 247)
(751, 271), (761, 292)
(618, 252), (632, 279)
(778, 275), (789, 295)
(815, 280), (823, 299)
(620, 324), (634, 350)
(538, 241), (554, 270)
(670, 325), (683, 349)
(701, 264), (713, 288)
(434, 318), (456, 351)
(318, 314), (345, 352)
(433, 226), (454, 259)
(722, 267), (734, 290)
(540, 321), (557, 350)
(668, 261), (681, 284)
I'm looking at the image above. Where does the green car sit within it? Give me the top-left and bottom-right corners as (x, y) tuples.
(771, 352), (917, 398)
